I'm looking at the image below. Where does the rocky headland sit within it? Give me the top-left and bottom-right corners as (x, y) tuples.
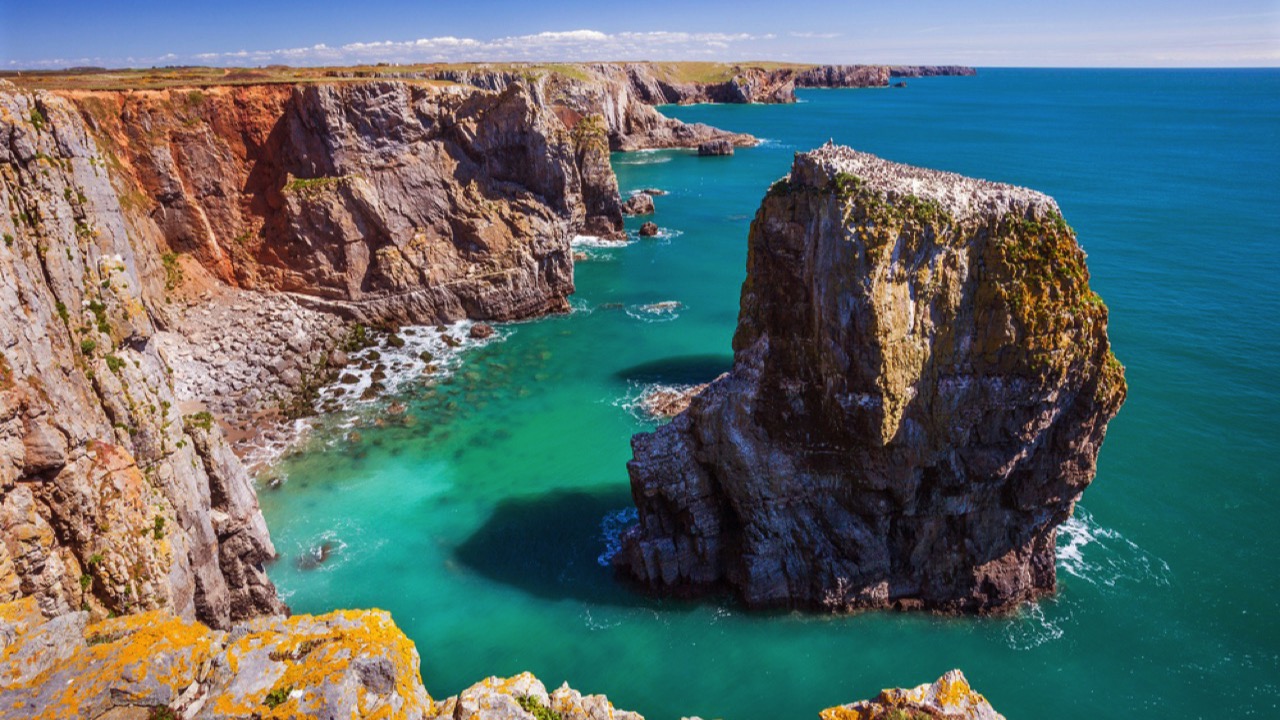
(618, 144), (1127, 613)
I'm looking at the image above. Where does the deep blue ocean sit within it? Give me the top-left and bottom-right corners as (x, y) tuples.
(260, 69), (1280, 718)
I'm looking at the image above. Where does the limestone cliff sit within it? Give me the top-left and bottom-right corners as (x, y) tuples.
(0, 84), (283, 626)
(618, 144), (1126, 612)
(0, 72), (631, 629)
(70, 79), (623, 325)
(0, 597), (1004, 720)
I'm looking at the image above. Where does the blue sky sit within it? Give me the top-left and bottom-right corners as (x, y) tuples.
(1, 0), (1277, 69)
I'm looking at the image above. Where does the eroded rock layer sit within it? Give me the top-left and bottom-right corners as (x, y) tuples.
(618, 144), (1126, 613)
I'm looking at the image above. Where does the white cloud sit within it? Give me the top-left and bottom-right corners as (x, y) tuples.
(10, 29), (780, 69)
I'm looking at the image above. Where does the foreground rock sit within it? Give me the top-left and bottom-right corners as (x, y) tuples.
(0, 598), (1007, 719)
(698, 139), (735, 156)
(618, 144), (1127, 613)
(821, 670), (1004, 720)
(0, 597), (430, 719)
(638, 222), (660, 237)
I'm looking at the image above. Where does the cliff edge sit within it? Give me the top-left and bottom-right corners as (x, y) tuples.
(618, 144), (1126, 613)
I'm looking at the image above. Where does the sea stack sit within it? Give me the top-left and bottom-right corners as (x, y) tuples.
(617, 144), (1127, 613)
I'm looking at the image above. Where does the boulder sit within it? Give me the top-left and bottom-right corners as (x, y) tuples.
(638, 222), (660, 237)
(622, 193), (656, 216)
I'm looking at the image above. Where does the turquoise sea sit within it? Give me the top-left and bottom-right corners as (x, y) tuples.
(259, 69), (1280, 718)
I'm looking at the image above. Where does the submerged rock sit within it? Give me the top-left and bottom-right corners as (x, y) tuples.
(618, 144), (1127, 613)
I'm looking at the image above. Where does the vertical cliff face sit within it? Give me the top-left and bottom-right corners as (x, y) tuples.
(0, 83), (283, 626)
(619, 145), (1126, 613)
(74, 80), (622, 325)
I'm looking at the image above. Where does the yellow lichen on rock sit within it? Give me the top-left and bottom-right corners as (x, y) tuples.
(821, 670), (1004, 720)
(0, 600), (432, 719)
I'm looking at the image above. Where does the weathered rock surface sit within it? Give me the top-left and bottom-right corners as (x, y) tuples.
(618, 144), (1127, 613)
(621, 193), (655, 216)
(821, 670), (1004, 720)
(0, 83), (284, 627)
(637, 382), (715, 419)
(697, 140), (735, 157)
(0, 597), (431, 719)
(638, 222), (659, 237)
(73, 80), (625, 327)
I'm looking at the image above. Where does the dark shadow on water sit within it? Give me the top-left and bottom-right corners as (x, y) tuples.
(455, 487), (729, 611)
(613, 354), (733, 385)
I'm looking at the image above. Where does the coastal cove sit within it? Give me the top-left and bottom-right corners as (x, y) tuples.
(258, 69), (1279, 719)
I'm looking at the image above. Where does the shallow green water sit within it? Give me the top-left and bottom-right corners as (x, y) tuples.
(260, 70), (1280, 718)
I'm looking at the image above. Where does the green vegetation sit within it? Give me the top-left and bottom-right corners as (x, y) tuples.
(160, 252), (183, 291)
(87, 553), (104, 567)
(29, 107), (46, 132)
(55, 301), (69, 323)
(146, 708), (178, 720)
(79, 573), (92, 590)
(263, 686), (293, 710)
(283, 175), (354, 195)
(516, 695), (563, 720)
(341, 323), (373, 352)
(570, 114), (609, 155)
(185, 411), (215, 432)
(104, 354), (125, 374)
(80, 339), (97, 356)
(152, 515), (165, 540)
(3, 233), (13, 247)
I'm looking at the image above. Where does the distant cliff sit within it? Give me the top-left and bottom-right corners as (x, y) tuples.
(619, 144), (1126, 613)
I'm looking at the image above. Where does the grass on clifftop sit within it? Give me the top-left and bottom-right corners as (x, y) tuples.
(0, 61), (819, 92)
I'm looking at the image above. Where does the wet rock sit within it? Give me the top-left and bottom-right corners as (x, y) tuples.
(638, 222), (660, 237)
(697, 139), (734, 156)
(469, 323), (496, 339)
(622, 193), (655, 216)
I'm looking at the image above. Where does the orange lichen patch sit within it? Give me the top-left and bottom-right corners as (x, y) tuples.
(212, 608), (431, 719)
(0, 607), (217, 719)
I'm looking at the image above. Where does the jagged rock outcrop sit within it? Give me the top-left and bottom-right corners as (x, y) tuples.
(821, 670), (1003, 720)
(698, 140), (735, 156)
(0, 83), (284, 626)
(618, 144), (1127, 613)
